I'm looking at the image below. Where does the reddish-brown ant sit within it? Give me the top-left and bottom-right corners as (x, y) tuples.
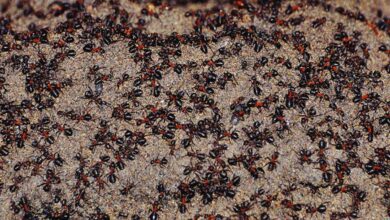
(265, 151), (280, 171)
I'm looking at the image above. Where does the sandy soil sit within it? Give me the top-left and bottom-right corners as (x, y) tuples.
(0, 0), (389, 220)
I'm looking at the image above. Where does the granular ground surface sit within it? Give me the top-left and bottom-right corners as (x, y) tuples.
(0, 0), (389, 220)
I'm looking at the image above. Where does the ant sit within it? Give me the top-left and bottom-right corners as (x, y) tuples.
(281, 198), (303, 212)
(82, 86), (110, 108)
(116, 73), (130, 88)
(149, 201), (161, 220)
(265, 151), (280, 171)
(249, 76), (262, 96)
(305, 203), (327, 215)
(231, 201), (254, 220)
(250, 188), (265, 201)
(151, 157), (168, 167)
(261, 193), (278, 208)
(183, 162), (203, 175)
(312, 17), (327, 28)
(120, 180), (136, 196)
(296, 149), (313, 165)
